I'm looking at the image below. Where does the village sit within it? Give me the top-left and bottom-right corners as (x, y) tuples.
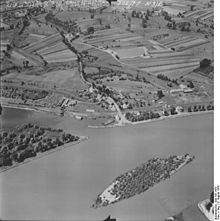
(0, 0), (214, 127)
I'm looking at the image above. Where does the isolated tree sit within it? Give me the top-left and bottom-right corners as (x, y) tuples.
(87, 26), (95, 34)
(206, 202), (212, 212)
(190, 5), (195, 11)
(157, 90), (164, 99)
(187, 81), (194, 88)
(142, 18), (147, 28)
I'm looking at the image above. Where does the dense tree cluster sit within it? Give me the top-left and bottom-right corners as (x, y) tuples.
(93, 155), (194, 207)
(200, 58), (211, 68)
(0, 124), (79, 168)
(1, 86), (49, 101)
(131, 10), (150, 19)
(125, 111), (161, 122)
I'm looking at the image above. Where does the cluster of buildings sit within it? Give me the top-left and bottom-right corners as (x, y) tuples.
(170, 84), (194, 94)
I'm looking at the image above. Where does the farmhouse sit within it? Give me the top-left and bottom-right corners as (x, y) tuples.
(86, 109), (95, 113)
(183, 88), (194, 93)
(170, 88), (183, 94)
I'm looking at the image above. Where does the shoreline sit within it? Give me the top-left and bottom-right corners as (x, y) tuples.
(1, 102), (214, 129)
(198, 199), (214, 221)
(0, 136), (88, 174)
(1, 103), (59, 115)
(93, 155), (194, 208)
(89, 110), (214, 129)
(127, 110), (214, 126)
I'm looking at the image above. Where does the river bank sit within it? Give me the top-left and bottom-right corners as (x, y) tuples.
(0, 121), (88, 173)
(0, 109), (213, 220)
(198, 199), (214, 221)
(2, 99), (214, 129)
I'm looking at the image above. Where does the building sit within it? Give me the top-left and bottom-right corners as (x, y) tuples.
(183, 88), (194, 93)
(170, 88), (183, 94)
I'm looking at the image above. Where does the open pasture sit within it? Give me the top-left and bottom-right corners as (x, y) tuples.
(91, 27), (123, 36)
(12, 48), (43, 66)
(3, 68), (87, 92)
(40, 69), (86, 90)
(27, 20), (57, 36)
(84, 32), (137, 45)
(10, 51), (37, 66)
(0, 30), (14, 42)
(55, 10), (91, 22)
(113, 47), (146, 59)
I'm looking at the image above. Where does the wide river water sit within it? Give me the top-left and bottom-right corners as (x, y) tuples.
(0, 108), (214, 220)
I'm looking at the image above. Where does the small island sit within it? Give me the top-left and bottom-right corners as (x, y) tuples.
(93, 154), (195, 208)
(0, 123), (87, 172)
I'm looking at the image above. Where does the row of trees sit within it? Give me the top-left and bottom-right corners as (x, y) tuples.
(187, 104), (214, 112)
(125, 102), (214, 123)
(157, 74), (179, 86)
(2, 86), (49, 101)
(125, 111), (161, 122)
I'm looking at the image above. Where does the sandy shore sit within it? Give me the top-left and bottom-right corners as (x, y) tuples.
(198, 199), (214, 221)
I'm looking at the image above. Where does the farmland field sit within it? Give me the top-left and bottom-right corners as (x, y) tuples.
(141, 61), (199, 73)
(37, 42), (68, 56)
(12, 49), (43, 66)
(23, 33), (62, 53)
(132, 58), (200, 69)
(22, 33), (46, 46)
(114, 47), (146, 59)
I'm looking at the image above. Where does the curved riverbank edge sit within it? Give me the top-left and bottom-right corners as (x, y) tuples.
(1, 103), (59, 115)
(93, 155), (195, 208)
(89, 110), (214, 129)
(198, 199), (214, 221)
(0, 136), (88, 174)
(1, 102), (214, 129)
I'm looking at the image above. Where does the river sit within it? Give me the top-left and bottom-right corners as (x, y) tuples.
(0, 108), (214, 220)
